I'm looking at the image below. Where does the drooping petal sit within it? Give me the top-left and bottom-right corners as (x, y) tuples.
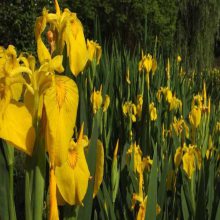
(37, 38), (51, 64)
(64, 20), (88, 76)
(55, 144), (90, 205)
(35, 13), (51, 64)
(182, 151), (195, 179)
(44, 75), (78, 166)
(0, 101), (35, 155)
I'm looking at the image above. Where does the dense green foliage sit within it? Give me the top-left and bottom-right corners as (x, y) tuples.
(0, 0), (219, 68)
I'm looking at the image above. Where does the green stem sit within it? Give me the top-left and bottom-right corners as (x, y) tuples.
(3, 142), (17, 220)
(8, 163), (17, 220)
(192, 127), (196, 145)
(25, 119), (46, 220)
(190, 175), (196, 218)
(146, 75), (151, 154)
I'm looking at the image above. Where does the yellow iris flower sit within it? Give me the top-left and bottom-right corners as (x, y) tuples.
(90, 86), (103, 114)
(132, 194), (161, 220)
(55, 124), (90, 205)
(174, 144), (202, 179)
(138, 53), (157, 88)
(149, 102), (157, 121)
(157, 87), (182, 111)
(87, 39), (102, 65)
(3, 49), (78, 168)
(17, 52), (76, 169)
(169, 95), (182, 111)
(0, 45), (35, 155)
(35, 0), (88, 76)
(122, 101), (137, 122)
(11, 47), (78, 170)
(138, 53), (153, 73)
(126, 143), (142, 174)
(189, 106), (201, 128)
(172, 116), (189, 138)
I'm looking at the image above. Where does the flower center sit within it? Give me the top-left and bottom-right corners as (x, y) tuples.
(68, 148), (78, 169)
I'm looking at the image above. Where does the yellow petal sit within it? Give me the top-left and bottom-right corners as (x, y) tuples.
(90, 89), (103, 114)
(93, 139), (104, 198)
(54, 0), (61, 16)
(149, 102), (157, 121)
(55, 141), (90, 205)
(10, 82), (23, 101)
(64, 20), (88, 76)
(87, 40), (102, 64)
(49, 55), (64, 73)
(189, 107), (201, 128)
(44, 75), (78, 166)
(182, 152), (195, 179)
(35, 13), (51, 64)
(4, 46), (19, 76)
(0, 101), (35, 155)
(35, 14), (46, 39)
(143, 54), (153, 73)
(37, 38), (51, 64)
(103, 95), (110, 112)
(174, 147), (183, 168)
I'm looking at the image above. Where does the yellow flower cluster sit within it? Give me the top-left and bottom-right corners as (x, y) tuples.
(122, 101), (137, 122)
(0, 1), (104, 219)
(126, 143), (159, 219)
(189, 86), (211, 129)
(157, 87), (182, 111)
(172, 116), (189, 138)
(90, 86), (110, 114)
(126, 143), (153, 174)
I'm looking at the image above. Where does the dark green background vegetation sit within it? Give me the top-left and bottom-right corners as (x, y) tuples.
(0, 0), (220, 69)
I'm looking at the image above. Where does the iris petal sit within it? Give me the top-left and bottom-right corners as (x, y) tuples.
(55, 145), (90, 205)
(44, 75), (78, 166)
(0, 101), (35, 155)
(64, 21), (88, 76)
